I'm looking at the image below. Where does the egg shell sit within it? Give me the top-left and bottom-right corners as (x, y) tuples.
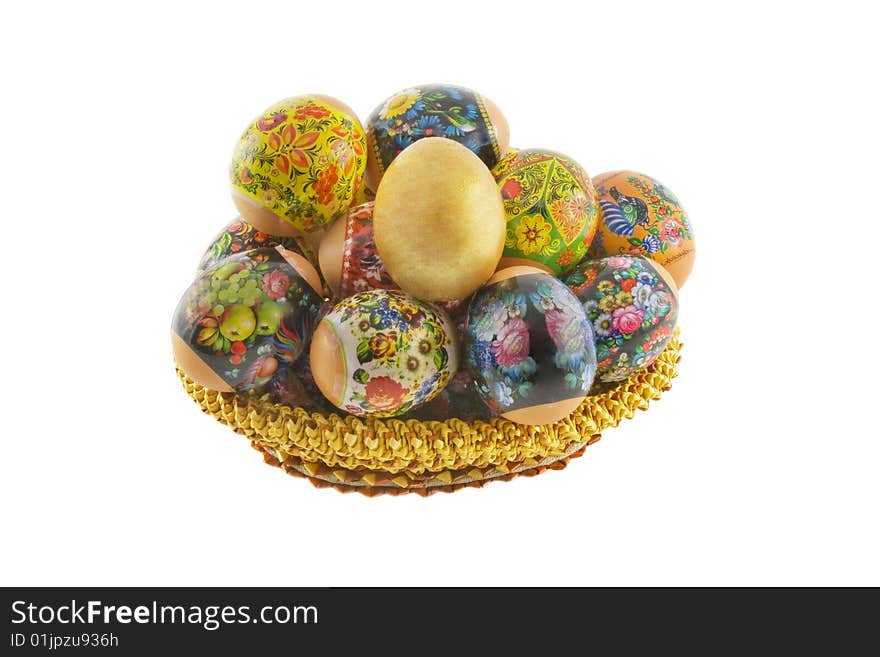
(464, 266), (597, 425)
(172, 245), (323, 393)
(590, 170), (695, 288)
(565, 255), (678, 382)
(373, 137), (505, 301)
(492, 148), (600, 276)
(197, 217), (316, 275)
(318, 201), (462, 313)
(366, 83), (509, 186)
(230, 94), (367, 234)
(309, 290), (459, 418)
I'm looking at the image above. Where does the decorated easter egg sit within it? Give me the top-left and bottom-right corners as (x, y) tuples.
(590, 171), (695, 288)
(197, 217), (315, 275)
(464, 266), (597, 425)
(565, 255), (678, 382)
(366, 83), (509, 186)
(318, 202), (390, 298)
(374, 138), (505, 301)
(309, 290), (458, 417)
(172, 245), (323, 393)
(492, 148), (600, 276)
(230, 95), (367, 234)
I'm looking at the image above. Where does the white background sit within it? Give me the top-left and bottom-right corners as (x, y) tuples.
(1, 0), (877, 586)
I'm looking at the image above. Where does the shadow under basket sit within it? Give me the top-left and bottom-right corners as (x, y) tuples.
(176, 329), (683, 496)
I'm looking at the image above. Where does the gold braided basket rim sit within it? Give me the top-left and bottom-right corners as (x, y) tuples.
(177, 329), (682, 493)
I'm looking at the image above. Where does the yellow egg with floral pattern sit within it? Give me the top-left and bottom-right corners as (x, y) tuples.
(230, 95), (367, 235)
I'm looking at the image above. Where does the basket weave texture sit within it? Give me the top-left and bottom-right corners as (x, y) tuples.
(177, 329), (682, 495)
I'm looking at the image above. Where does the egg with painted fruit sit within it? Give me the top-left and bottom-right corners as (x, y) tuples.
(373, 137), (505, 302)
(565, 255), (678, 382)
(590, 170), (695, 288)
(172, 245), (323, 393)
(310, 290), (458, 418)
(464, 266), (597, 425)
(197, 217), (316, 275)
(365, 83), (509, 187)
(492, 148), (599, 276)
(230, 94), (367, 234)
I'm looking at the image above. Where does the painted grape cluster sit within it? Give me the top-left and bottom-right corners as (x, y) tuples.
(174, 247), (322, 391)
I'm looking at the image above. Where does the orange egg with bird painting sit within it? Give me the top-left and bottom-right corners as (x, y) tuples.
(590, 171), (695, 288)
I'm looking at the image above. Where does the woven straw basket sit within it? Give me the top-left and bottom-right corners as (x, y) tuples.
(177, 329), (682, 496)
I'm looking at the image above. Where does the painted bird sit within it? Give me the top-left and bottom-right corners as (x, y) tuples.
(599, 187), (651, 236)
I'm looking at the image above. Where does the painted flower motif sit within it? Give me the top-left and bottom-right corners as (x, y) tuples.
(632, 283), (652, 309)
(614, 290), (633, 306)
(549, 194), (587, 243)
(620, 278), (637, 292)
(593, 313), (613, 337)
(555, 248), (577, 268)
(471, 298), (509, 342)
(331, 139), (355, 176)
(637, 271), (654, 285)
(492, 380), (515, 408)
(380, 89), (421, 120)
(598, 279), (615, 294)
(582, 299), (598, 314)
(642, 234), (661, 253)
(501, 178), (523, 200)
(607, 256), (634, 269)
(262, 270), (291, 300)
(500, 291), (528, 319)
(294, 103), (330, 120)
(649, 289), (672, 315)
(257, 112), (287, 131)
(260, 188), (278, 206)
(598, 295), (618, 313)
(313, 164), (339, 205)
(646, 325), (672, 350)
(545, 310), (586, 354)
(491, 317), (530, 367)
(514, 214), (552, 255)
(364, 376), (406, 412)
(412, 114), (443, 138)
(394, 299), (423, 324)
(369, 331), (398, 359)
(662, 219), (681, 245)
(611, 305), (644, 335)
(268, 123), (320, 174)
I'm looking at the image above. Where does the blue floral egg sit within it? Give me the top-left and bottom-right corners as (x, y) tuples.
(365, 83), (509, 186)
(565, 255), (678, 382)
(464, 266), (597, 425)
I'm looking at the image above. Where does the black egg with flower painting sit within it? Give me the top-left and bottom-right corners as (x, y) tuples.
(364, 83), (510, 188)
